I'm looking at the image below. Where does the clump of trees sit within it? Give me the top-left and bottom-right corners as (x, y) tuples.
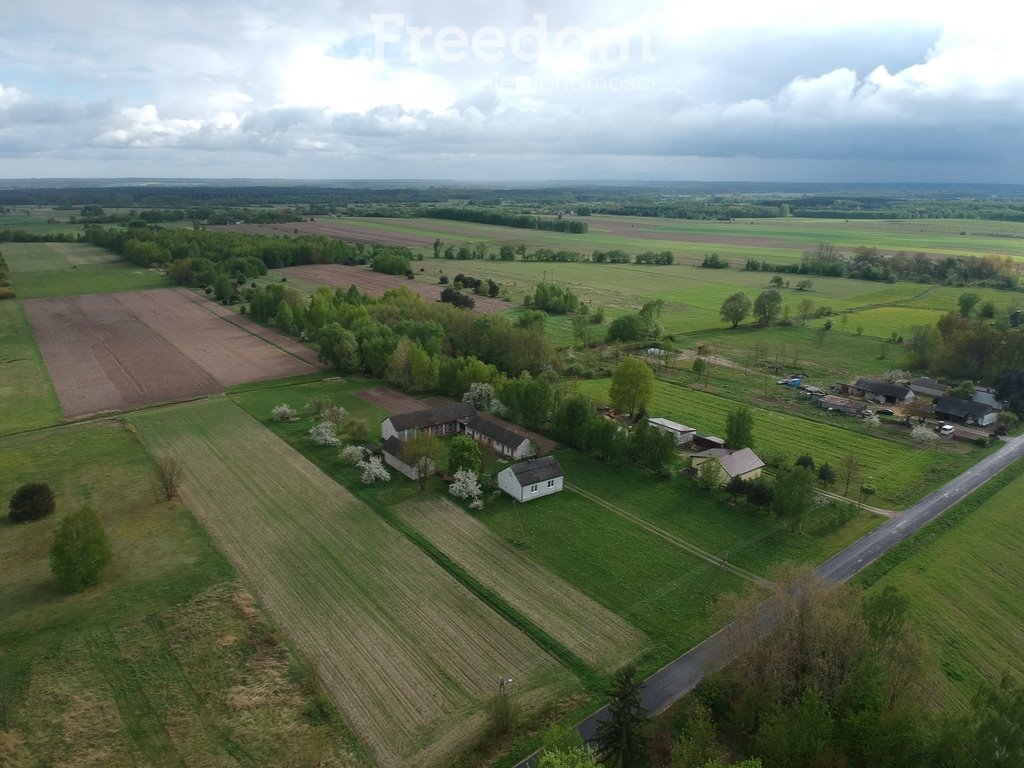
(9, 482), (56, 523)
(526, 282), (581, 314)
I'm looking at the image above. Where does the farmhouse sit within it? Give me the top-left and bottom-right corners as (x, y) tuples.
(691, 447), (765, 486)
(463, 412), (535, 459)
(909, 377), (948, 399)
(381, 401), (476, 441)
(647, 417), (696, 446)
(972, 386), (1003, 412)
(817, 394), (863, 416)
(380, 436), (435, 480)
(934, 396), (998, 427)
(497, 456), (565, 502)
(851, 378), (914, 405)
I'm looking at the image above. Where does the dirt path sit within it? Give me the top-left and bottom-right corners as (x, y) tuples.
(566, 483), (772, 588)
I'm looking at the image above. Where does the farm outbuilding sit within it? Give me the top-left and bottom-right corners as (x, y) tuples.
(691, 447), (765, 486)
(647, 417), (696, 446)
(909, 377), (948, 398)
(851, 378), (915, 405)
(817, 395), (863, 416)
(381, 401), (476, 441)
(462, 413), (535, 459)
(934, 396), (998, 427)
(381, 437), (435, 480)
(497, 456), (565, 502)
(693, 434), (727, 450)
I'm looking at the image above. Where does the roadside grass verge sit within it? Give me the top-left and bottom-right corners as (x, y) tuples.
(855, 458), (1024, 707)
(0, 300), (61, 435)
(0, 418), (364, 767)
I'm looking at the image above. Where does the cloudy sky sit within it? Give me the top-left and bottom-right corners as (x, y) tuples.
(1, 0), (1021, 182)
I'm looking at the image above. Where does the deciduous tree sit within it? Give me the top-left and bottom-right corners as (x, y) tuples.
(720, 292), (752, 328)
(448, 435), (482, 475)
(610, 358), (654, 417)
(50, 506), (112, 593)
(725, 406), (754, 449)
(753, 289), (783, 327)
(9, 482), (55, 523)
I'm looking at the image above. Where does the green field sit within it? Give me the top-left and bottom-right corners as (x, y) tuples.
(0, 300), (61, 435)
(130, 397), (576, 768)
(322, 214), (1024, 264)
(3, 242), (170, 298)
(859, 461), (1024, 708)
(552, 450), (881, 576)
(0, 419), (364, 767)
(0, 208), (82, 237)
(576, 378), (988, 508)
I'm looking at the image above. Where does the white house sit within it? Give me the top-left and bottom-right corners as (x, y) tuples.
(647, 417), (696, 446)
(497, 456), (564, 502)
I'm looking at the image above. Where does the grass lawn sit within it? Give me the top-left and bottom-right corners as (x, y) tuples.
(0, 300), (61, 435)
(575, 378), (991, 509)
(552, 450), (882, 577)
(0, 419), (364, 767)
(856, 460), (1024, 708)
(3, 242), (169, 298)
(475, 488), (747, 673)
(2, 242), (120, 272)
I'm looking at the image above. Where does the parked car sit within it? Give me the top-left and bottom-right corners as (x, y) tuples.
(876, 408), (895, 416)
(939, 424), (955, 435)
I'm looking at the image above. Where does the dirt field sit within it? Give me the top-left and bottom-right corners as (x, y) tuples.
(355, 386), (429, 414)
(24, 289), (317, 419)
(397, 497), (645, 670)
(280, 264), (510, 313)
(130, 399), (574, 768)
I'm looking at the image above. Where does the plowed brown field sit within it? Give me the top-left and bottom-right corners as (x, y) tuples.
(24, 289), (317, 419)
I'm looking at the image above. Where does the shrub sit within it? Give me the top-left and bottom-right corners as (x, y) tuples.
(911, 425), (940, 443)
(339, 445), (366, 465)
(309, 421), (341, 447)
(9, 482), (56, 523)
(153, 456), (184, 501)
(357, 456), (391, 484)
(271, 403), (296, 422)
(50, 507), (113, 593)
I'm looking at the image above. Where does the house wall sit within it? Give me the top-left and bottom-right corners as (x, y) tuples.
(381, 418), (398, 441)
(978, 411), (997, 427)
(651, 424), (695, 445)
(383, 451), (421, 481)
(736, 467), (763, 483)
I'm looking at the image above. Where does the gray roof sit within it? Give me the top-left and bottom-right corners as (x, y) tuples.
(935, 396), (994, 420)
(910, 377), (947, 390)
(387, 401), (476, 431)
(648, 417), (695, 433)
(854, 378), (912, 399)
(692, 448), (731, 460)
(718, 448), (765, 478)
(465, 413), (529, 450)
(381, 436), (404, 457)
(509, 456), (564, 485)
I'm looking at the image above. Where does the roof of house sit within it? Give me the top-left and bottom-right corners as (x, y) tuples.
(648, 417), (696, 433)
(508, 455), (564, 485)
(854, 378), (912, 399)
(719, 448), (765, 478)
(465, 412), (529, 449)
(935, 396), (995, 419)
(692, 448), (731, 460)
(386, 401), (477, 431)
(909, 377), (947, 390)
(973, 389), (1001, 409)
(820, 394), (858, 409)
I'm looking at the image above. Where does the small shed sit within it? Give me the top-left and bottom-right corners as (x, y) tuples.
(818, 395), (862, 416)
(851, 378), (915, 405)
(381, 436), (435, 481)
(693, 434), (726, 450)
(647, 417), (696, 446)
(497, 456), (565, 502)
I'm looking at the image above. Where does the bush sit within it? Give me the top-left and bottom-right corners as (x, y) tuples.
(9, 482), (56, 523)
(271, 403), (296, 422)
(50, 506), (113, 593)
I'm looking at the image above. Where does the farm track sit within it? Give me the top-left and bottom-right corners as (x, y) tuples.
(565, 484), (772, 588)
(131, 399), (572, 768)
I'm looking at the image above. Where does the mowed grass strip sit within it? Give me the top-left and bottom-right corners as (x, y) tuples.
(0, 300), (61, 435)
(2, 242), (120, 272)
(130, 398), (573, 768)
(396, 497), (646, 671)
(863, 465), (1024, 707)
(0, 420), (363, 768)
(477, 488), (747, 670)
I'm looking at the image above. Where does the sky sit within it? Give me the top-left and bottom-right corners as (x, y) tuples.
(0, 0), (1021, 182)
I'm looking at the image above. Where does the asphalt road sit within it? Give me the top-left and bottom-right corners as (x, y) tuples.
(515, 434), (1024, 766)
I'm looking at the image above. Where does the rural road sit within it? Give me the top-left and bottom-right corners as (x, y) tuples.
(515, 434), (1024, 766)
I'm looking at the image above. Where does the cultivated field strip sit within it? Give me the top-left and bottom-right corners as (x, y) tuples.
(24, 293), (221, 418)
(397, 498), (646, 671)
(131, 399), (571, 768)
(117, 289), (316, 384)
(1, 241), (119, 271)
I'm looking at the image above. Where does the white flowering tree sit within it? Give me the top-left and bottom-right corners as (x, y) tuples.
(864, 413), (882, 429)
(309, 420), (341, 447)
(339, 445), (366, 465)
(271, 403), (296, 422)
(462, 382), (494, 410)
(449, 469), (484, 509)
(911, 425), (940, 443)
(305, 398), (347, 425)
(358, 456), (391, 484)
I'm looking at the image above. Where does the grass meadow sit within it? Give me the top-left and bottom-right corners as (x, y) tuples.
(0, 300), (61, 435)
(0, 418), (364, 768)
(2, 242), (170, 298)
(857, 460), (1024, 708)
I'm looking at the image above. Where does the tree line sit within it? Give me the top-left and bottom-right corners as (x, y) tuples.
(420, 206), (589, 233)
